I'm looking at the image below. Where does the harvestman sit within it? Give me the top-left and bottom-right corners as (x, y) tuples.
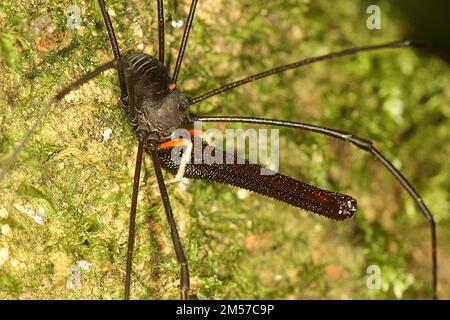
(1, 0), (448, 299)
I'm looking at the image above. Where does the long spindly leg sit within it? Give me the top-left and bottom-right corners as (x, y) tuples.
(98, 0), (128, 100)
(122, 55), (144, 299)
(124, 141), (145, 299)
(157, 0), (165, 66)
(149, 144), (190, 299)
(194, 115), (438, 299)
(172, 0), (199, 83)
(0, 60), (129, 183)
(190, 41), (450, 104)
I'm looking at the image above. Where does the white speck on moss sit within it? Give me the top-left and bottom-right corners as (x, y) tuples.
(0, 244), (9, 266)
(171, 19), (184, 28)
(77, 260), (92, 270)
(1, 224), (11, 236)
(0, 208), (8, 219)
(13, 204), (45, 224)
(64, 92), (76, 103)
(236, 188), (249, 200)
(103, 128), (113, 141)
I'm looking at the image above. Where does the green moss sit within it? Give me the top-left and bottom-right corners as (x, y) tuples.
(0, 0), (449, 299)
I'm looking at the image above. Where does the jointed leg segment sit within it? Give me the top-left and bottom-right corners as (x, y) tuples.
(98, 0), (128, 101)
(191, 40), (449, 105)
(149, 146), (190, 299)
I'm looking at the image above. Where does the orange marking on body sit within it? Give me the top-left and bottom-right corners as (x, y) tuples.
(188, 129), (205, 136)
(158, 138), (186, 149)
(158, 129), (207, 149)
(168, 83), (177, 91)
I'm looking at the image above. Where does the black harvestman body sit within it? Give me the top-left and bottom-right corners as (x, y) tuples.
(1, 0), (448, 299)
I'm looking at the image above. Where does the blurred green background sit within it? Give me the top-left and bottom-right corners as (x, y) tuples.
(0, 0), (449, 299)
